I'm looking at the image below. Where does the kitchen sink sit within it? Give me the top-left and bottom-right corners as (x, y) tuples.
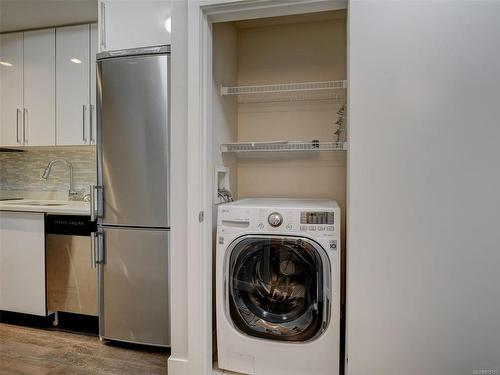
(29, 203), (67, 206)
(6, 201), (67, 207)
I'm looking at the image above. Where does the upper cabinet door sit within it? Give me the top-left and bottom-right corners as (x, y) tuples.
(56, 25), (90, 145)
(99, 0), (172, 52)
(0, 33), (24, 147)
(90, 24), (98, 145)
(24, 29), (56, 146)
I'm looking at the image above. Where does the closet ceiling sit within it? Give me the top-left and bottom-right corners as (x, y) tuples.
(235, 9), (346, 29)
(0, 0), (97, 33)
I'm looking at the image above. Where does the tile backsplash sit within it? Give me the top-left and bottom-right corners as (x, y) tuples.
(0, 147), (96, 194)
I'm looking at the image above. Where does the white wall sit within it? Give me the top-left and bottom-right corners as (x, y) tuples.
(235, 16), (347, 231)
(212, 22), (239, 200)
(168, 0), (189, 374)
(0, 0), (97, 33)
(347, 2), (500, 374)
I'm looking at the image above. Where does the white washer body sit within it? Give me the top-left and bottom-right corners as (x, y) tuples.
(216, 198), (340, 375)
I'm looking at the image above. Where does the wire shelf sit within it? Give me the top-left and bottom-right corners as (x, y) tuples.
(236, 92), (345, 104)
(220, 80), (347, 101)
(221, 141), (348, 153)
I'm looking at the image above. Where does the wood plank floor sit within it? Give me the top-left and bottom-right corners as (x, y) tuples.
(0, 323), (168, 375)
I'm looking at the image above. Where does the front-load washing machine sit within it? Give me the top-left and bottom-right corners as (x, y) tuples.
(216, 198), (340, 375)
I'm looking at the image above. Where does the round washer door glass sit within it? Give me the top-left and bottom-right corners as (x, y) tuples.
(227, 235), (330, 342)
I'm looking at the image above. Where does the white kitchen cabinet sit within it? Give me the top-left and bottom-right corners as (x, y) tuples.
(0, 211), (46, 316)
(2, 25), (97, 148)
(23, 29), (56, 146)
(99, 0), (171, 52)
(0, 33), (24, 147)
(56, 25), (90, 145)
(90, 23), (98, 144)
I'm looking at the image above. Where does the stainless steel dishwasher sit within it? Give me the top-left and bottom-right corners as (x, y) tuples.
(45, 215), (98, 319)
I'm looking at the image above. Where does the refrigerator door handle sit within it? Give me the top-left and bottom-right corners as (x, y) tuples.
(90, 232), (97, 268)
(90, 184), (96, 221)
(94, 185), (104, 219)
(97, 228), (105, 265)
(90, 184), (103, 220)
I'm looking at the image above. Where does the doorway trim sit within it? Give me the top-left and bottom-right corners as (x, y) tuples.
(182, 1), (347, 374)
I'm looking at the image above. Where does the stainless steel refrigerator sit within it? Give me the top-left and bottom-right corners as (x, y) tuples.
(93, 46), (170, 347)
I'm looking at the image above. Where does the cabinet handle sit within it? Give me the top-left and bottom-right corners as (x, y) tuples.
(89, 104), (94, 144)
(101, 2), (107, 50)
(83, 104), (87, 143)
(23, 108), (28, 145)
(16, 109), (21, 144)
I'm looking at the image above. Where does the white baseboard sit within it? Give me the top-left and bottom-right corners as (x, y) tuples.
(168, 357), (190, 375)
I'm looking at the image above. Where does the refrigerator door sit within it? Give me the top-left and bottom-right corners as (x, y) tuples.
(97, 53), (169, 227)
(99, 226), (170, 346)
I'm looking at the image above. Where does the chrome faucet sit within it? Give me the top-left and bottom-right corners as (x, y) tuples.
(41, 159), (78, 200)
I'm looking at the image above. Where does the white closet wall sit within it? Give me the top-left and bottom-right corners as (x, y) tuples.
(347, 2), (500, 374)
(213, 22), (239, 201)
(236, 16), (346, 205)
(213, 12), (347, 248)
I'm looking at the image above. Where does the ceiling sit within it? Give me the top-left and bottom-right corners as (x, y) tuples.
(0, 0), (98, 33)
(235, 9), (346, 29)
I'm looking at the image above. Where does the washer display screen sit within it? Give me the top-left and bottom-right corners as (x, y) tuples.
(300, 211), (334, 225)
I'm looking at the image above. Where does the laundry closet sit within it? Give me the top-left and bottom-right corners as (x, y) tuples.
(212, 10), (347, 243)
(210, 8), (348, 375)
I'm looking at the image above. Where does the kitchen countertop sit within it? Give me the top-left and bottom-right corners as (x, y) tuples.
(0, 199), (91, 216)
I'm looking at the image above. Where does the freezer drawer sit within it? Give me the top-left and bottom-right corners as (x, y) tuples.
(99, 226), (169, 346)
(97, 53), (170, 227)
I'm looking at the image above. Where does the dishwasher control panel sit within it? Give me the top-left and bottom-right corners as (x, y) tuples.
(45, 215), (96, 236)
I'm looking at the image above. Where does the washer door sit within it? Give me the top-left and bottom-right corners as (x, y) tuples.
(226, 235), (330, 342)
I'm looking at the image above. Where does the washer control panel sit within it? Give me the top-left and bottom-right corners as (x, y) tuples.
(218, 205), (339, 239)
